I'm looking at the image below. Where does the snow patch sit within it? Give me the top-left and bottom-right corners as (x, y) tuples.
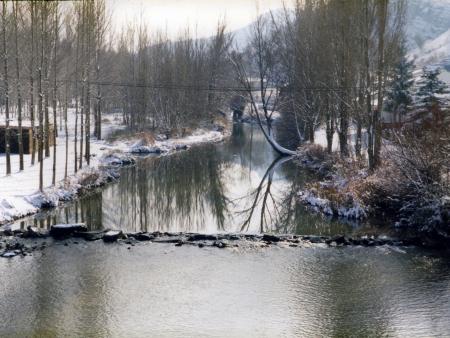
(298, 190), (367, 220)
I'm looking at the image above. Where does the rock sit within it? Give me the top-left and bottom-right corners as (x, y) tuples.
(175, 144), (188, 150)
(50, 223), (87, 238)
(103, 230), (123, 243)
(198, 243), (205, 248)
(130, 145), (162, 154)
(262, 234), (281, 242)
(1, 225), (14, 237)
(175, 241), (184, 247)
(75, 230), (105, 241)
(348, 238), (361, 245)
(225, 234), (241, 241)
(187, 234), (218, 241)
(326, 235), (348, 246)
(133, 233), (154, 241)
(153, 236), (184, 243)
(303, 235), (325, 244)
(243, 234), (260, 241)
(1, 251), (17, 258)
(213, 240), (228, 248)
(164, 232), (181, 237)
(22, 226), (48, 239)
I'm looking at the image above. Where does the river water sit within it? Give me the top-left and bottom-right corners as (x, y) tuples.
(14, 124), (384, 235)
(2, 124), (450, 337)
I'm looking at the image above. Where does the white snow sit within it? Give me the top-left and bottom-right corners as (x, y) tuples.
(125, 129), (225, 154)
(297, 189), (367, 220)
(411, 29), (450, 67)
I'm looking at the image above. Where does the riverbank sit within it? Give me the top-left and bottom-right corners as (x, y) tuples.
(0, 112), (229, 226)
(294, 143), (450, 246)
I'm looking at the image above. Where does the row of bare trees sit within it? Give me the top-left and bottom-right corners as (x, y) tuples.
(1, 0), (233, 192)
(0, 1), (107, 190)
(233, 0), (406, 171)
(111, 22), (233, 135)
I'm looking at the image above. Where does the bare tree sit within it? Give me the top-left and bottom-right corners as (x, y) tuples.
(38, 1), (47, 191)
(231, 13), (296, 156)
(2, 1), (11, 175)
(27, 1), (37, 166)
(52, 2), (59, 185)
(13, 1), (24, 170)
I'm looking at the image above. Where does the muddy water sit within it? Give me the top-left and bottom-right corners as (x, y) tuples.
(14, 124), (382, 236)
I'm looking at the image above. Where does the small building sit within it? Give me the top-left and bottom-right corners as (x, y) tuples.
(0, 125), (55, 154)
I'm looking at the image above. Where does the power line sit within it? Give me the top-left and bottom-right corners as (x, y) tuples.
(55, 79), (364, 93)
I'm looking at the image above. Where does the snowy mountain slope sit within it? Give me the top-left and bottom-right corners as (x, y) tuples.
(406, 0), (450, 51)
(410, 29), (450, 68)
(229, 8), (291, 50)
(230, 1), (450, 52)
(229, 1), (450, 71)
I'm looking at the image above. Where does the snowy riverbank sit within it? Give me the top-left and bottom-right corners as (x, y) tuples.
(0, 110), (228, 225)
(294, 143), (449, 245)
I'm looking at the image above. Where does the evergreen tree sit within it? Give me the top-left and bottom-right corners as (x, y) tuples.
(415, 67), (449, 110)
(384, 54), (414, 122)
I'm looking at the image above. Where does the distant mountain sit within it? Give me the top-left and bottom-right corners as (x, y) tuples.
(229, 8), (290, 50)
(406, 0), (450, 51)
(404, 0), (450, 81)
(410, 29), (450, 70)
(230, 1), (450, 70)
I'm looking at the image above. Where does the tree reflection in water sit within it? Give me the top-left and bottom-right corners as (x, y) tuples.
(238, 156), (293, 233)
(107, 145), (231, 233)
(14, 124), (359, 235)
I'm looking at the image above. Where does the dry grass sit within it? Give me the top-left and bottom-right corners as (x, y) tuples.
(78, 170), (101, 187)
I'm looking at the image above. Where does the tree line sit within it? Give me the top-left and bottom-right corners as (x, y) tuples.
(232, 0), (409, 171)
(1, 0), (233, 191)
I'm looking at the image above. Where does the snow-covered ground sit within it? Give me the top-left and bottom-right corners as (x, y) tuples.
(0, 109), (227, 225)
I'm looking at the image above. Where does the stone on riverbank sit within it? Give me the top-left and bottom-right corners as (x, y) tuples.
(103, 230), (124, 243)
(262, 234), (281, 242)
(21, 226), (48, 239)
(187, 234), (218, 241)
(50, 223), (87, 238)
(1, 251), (17, 258)
(75, 230), (105, 241)
(131, 233), (154, 241)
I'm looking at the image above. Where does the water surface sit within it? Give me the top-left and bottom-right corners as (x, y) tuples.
(1, 243), (449, 337)
(3, 124), (450, 337)
(14, 124), (384, 236)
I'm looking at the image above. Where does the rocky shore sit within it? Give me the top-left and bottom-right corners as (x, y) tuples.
(0, 223), (426, 259)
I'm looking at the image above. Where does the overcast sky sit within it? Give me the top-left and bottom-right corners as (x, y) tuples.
(107, 0), (292, 39)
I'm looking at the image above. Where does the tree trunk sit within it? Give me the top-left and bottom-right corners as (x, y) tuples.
(2, 1), (11, 175)
(326, 113), (334, 154)
(30, 1), (36, 166)
(38, 3), (45, 191)
(249, 95), (296, 156)
(373, 0), (388, 169)
(52, 4), (58, 185)
(64, 74), (68, 179)
(13, 1), (24, 171)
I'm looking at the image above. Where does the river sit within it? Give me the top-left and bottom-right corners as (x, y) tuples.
(13, 124), (383, 235)
(1, 124), (450, 337)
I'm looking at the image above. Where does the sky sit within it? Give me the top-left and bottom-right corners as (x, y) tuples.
(107, 0), (292, 39)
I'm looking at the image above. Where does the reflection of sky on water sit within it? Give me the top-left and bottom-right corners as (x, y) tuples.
(13, 124), (373, 235)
